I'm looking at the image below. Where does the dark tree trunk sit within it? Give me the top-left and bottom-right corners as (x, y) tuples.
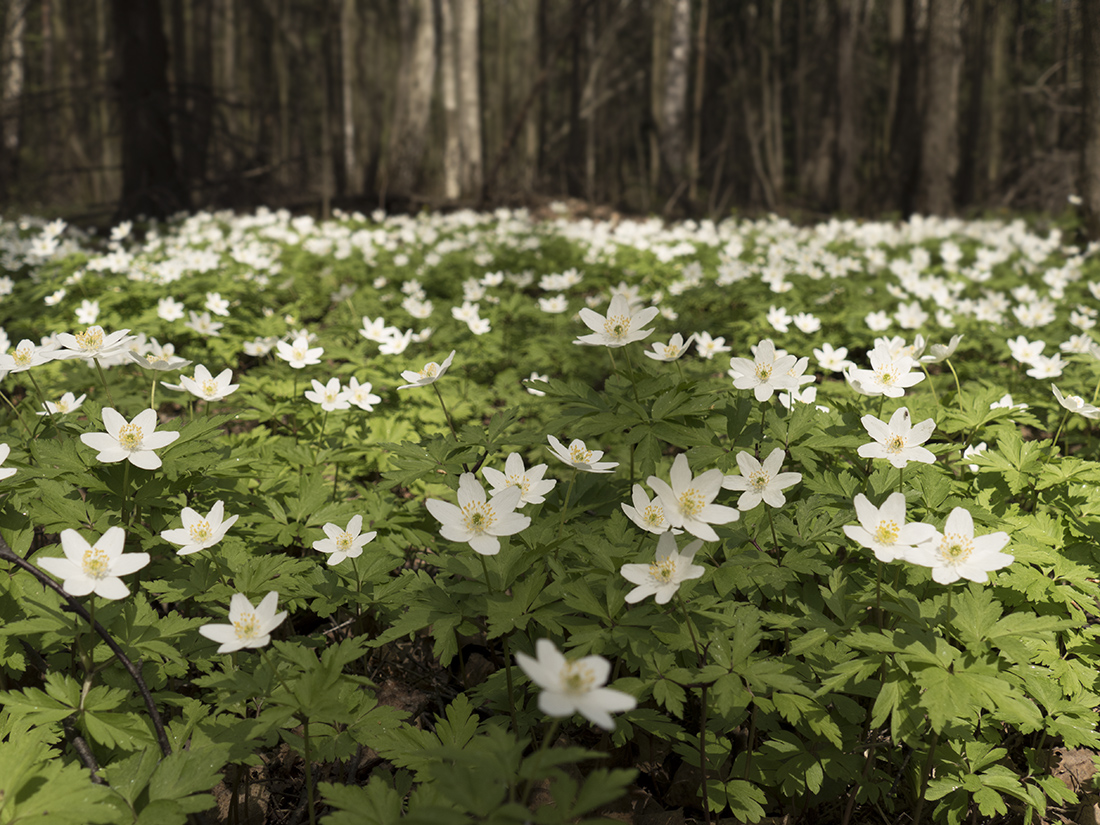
(112, 0), (188, 218)
(916, 0), (961, 215)
(889, 0), (921, 214)
(1083, 0), (1100, 238)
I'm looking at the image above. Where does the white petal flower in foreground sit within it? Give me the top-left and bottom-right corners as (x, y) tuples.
(515, 639), (636, 730)
(857, 407), (936, 469)
(722, 448), (802, 510)
(728, 339), (799, 402)
(180, 364), (239, 402)
(920, 334), (963, 365)
(54, 326), (134, 362)
(0, 444), (14, 480)
(304, 377), (351, 411)
(842, 493), (936, 563)
(620, 531), (705, 605)
(648, 454), (739, 541)
(37, 391), (86, 416)
(547, 435), (619, 473)
(198, 592), (288, 653)
(482, 453), (557, 506)
(621, 484), (677, 534)
(398, 350), (456, 389)
(425, 473), (530, 555)
(644, 333), (694, 362)
(80, 408), (180, 470)
(344, 377), (381, 411)
(275, 335), (324, 369)
(312, 515), (377, 565)
(906, 507), (1013, 584)
(161, 500), (239, 556)
(37, 527), (149, 600)
(1051, 385), (1100, 419)
(0, 338), (58, 372)
(573, 293), (659, 348)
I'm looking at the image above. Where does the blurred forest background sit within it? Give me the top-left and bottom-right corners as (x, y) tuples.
(0, 0), (1091, 224)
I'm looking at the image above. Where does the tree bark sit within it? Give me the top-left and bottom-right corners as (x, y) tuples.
(687, 0), (708, 205)
(835, 0), (859, 212)
(1083, 0), (1100, 238)
(340, 0), (357, 195)
(987, 0), (1007, 194)
(916, 0), (961, 215)
(958, 0), (986, 206)
(659, 0), (690, 184)
(386, 0), (436, 197)
(456, 0), (483, 198)
(1, 0), (29, 191)
(112, 0), (188, 218)
(441, 0), (461, 199)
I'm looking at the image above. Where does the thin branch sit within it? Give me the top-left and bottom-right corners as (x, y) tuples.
(0, 538), (172, 758)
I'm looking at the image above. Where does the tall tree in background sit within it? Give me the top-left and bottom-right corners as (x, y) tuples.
(1083, 0), (1100, 238)
(385, 0), (435, 198)
(112, 0), (187, 217)
(0, 0), (28, 196)
(916, 0), (961, 215)
(659, 0), (690, 200)
(835, 0), (860, 212)
(455, 0), (482, 199)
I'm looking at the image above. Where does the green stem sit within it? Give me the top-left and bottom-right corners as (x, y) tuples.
(93, 359), (116, 409)
(920, 364), (939, 404)
(26, 371), (48, 412)
(432, 382), (458, 438)
(945, 358), (963, 404)
(913, 730), (940, 825)
(676, 592), (704, 667)
(121, 462), (132, 526)
(622, 346), (642, 406)
(698, 684), (713, 825)
(522, 719), (561, 805)
(875, 561), (883, 631)
(150, 378), (157, 411)
(765, 506), (780, 555)
(556, 471), (577, 542)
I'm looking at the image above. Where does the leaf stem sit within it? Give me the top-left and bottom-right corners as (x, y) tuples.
(93, 358), (117, 408)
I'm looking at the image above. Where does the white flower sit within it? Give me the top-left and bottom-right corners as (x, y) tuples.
(644, 333), (693, 362)
(515, 639), (636, 730)
(906, 507), (1013, 584)
(44, 288), (67, 306)
(693, 331), (731, 360)
(161, 501), (239, 556)
(37, 392), (86, 416)
(766, 305), (792, 333)
(75, 299), (100, 325)
(180, 364), (239, 401)
(991, 393), (1027, 411)
(0, 443), (15, 479)
(345, 377), (381, 411)
(198, 592), (288, 653)
(276, 335), (324, 369)
(80, 408), (180, 470)
(547, 435), (618, 473)
(157, 297), (186, 322)
(865, 310), (892, 332)
(648, 454), (739, 542)
(37, 527), (149, 600)
(1007, 336), (1044, 365)
(312, 515), (377, 565)
(0, 338), (58, 372)
(243, 336), (278, 357)
(728, 339), (799, 402)
(620, 532), (705, 605)
(857, 407), (936, 469)
(526, 372), (549, 396)
(360, 316), (391, 343)
(963, 442), (987, 472)
(1026, 354), (1066, 379)
(184, 311), (224, 337)
(205, 292), (230, 316)
(378, 329), (414, 355)
(398, 350), (456, 389)
(54, 326), (135, 362)
(482, 453), (557, 506)
(920, 334), (963, 364)
(792, 312), (821, 334)
(304, 377), (351, 411)
(814, 343), (853, 373)
(574, 293), (659, 348)
(846, 344), (924, 398)
(425, 473), (530, 555)
(722, 448), (802, 511)
(621, 484), (678, 534)
(539, 295), (568, 314)
(1051, 385), (1100, 419)
(842, 493), (936, 562)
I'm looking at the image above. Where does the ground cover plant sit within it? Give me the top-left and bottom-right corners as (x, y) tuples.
(0, 206), (1098, 824)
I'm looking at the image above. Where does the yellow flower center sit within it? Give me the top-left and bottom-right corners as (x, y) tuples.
(874, 519), (899, 545)
(755, 363), (773, 381)
(648, 557), (676, 583)
(603, 315), (631, 340)
(117, 423), (143, 451)
(189, 521), (212, 544)
(335, 531), (354, 551)
(643, 504), (665, 527)
(939, 532), (974, 563)
(561, 661), (597, 695)
(679, 489), (704, 517)
(569, 445), (593, 464)
(12, 346), (31, 366)
(505, 474), (530, 496)
(54, 398), (71, 413)
(419, 363), (439, 379)
(462, 500), (496, 534)
(749, 471), (770, 492)
(75, 328), (104, 351)
(201, 379), (220, 397)
(82, 548), (110, 579)
(876, 366), (899, 386)
(292, 346), (306, 361)
(663, 344), (679, 358)
(886, 434), (905, 453)
(233, 611), (261, 641)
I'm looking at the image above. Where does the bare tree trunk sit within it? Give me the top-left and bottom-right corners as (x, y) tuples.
(688, 0), (708, 205)
(1083, 0), (1100, 238)
(882, 0), (903, 162)
(96, 0), (119, 204)
(321, 2), (334, 213)
(649, 0), (671, 197)
(762, 0), (784, 201)
(386, 0), (436, 198)
(341, 0), (357, 194)
(986, 0), (1006, 195)
(835, 0), (858, 212)
(660, 0), (690, 187)
(456, 0), (482, 198)
(1, 0), (29, 189)
(958, 0), (985, 206)
(916, 0), (961, 215)
(441, 0), (461, 199)
(522, 0), (540, 191)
